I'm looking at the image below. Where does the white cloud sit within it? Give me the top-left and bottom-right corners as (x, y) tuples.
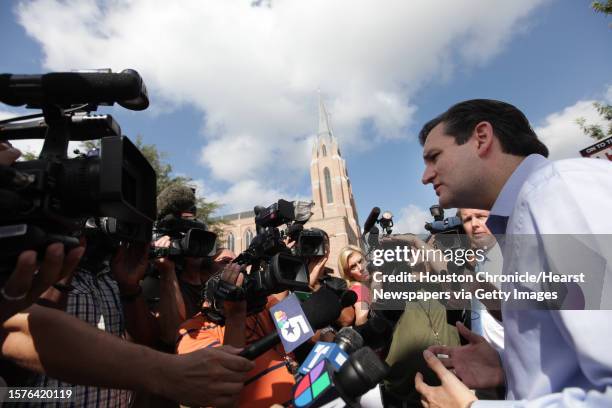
(535, 99), (609, 161)
(392, 204), (430, 235)
(14, 0), (548, 211)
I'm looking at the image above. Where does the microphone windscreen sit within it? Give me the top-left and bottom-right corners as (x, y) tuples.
(301, 287), (342, 329)
(363, 207), (381, 234)
(336, 346), (389, 399)
(340, 289), (357, 308)
(157, 183), (197, 220)
(335, 327), (364, 354)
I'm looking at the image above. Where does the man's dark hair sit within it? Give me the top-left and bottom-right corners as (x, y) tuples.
(418, 99), (549, 158)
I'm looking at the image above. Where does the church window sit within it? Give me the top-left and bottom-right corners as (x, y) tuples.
(322, 145), (327, 156)
(324, 167), (333, 203)
(227, 233), (235, 252)
(244, 229), (253, 248)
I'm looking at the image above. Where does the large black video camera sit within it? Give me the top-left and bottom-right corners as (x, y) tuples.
(151, 215), (217, 259)
(0, 69), (156, 273)
(204, 199), (318, 320)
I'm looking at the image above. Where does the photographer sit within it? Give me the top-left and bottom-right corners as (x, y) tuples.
(176, 262), (297, 408)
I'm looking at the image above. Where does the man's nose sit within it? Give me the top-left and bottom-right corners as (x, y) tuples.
(422, 165), (435, 185)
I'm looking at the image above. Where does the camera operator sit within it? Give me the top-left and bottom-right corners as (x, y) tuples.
(176, 261), (298, 408)
(0, 142), (86, 323)
(128, 183), (215, 348)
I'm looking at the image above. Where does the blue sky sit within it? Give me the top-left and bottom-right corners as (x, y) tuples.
(1, 0), (611, 232)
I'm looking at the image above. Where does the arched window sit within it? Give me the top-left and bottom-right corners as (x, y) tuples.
(324, 167), (333, 203)
(244, 229), (253, 248)
(321, 145), (327, 157)
(227, 233), (235, 253)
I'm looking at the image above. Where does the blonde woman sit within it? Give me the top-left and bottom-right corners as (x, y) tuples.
(337, 245), (370, 325)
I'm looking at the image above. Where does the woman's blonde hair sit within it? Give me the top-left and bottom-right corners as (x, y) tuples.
(337, 245), (365, 283)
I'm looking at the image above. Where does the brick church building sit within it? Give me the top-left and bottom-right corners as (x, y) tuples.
(215, 95), (361, 272)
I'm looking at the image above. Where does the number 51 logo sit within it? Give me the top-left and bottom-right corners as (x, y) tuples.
(270, 293), (314, 352)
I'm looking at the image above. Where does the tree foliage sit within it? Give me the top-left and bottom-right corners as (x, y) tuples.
(576, 103), (612, 141)
(592, 0), (612, 15)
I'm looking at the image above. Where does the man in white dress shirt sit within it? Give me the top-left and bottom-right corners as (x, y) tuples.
(457, 208), (504, 353)
(414, 99), (612, 407)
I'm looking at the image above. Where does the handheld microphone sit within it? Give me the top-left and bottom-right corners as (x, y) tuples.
(353, 313), (394, 350)
(362, 207), (380, 235)
(239, 287), (351, 360)
(367, 225), (380, 249)
(293, 347), (389, 407)
(298, 327), (364, 376)
(0, 69), (149, 110)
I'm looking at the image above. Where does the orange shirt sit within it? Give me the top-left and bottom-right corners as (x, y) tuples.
(176, 297), (295, 408)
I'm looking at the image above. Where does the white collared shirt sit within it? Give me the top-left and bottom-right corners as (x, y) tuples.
(474, 154), (612, 407)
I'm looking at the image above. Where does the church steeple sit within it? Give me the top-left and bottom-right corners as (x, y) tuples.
(310, 92), (361, 247)
(318, 90), (334, 144)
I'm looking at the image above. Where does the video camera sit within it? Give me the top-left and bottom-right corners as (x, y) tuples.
(151, 215), (217, 259)
(0, 69), (156, 273)
(204, 199), (320, 321)
(424, 205), (467, 250)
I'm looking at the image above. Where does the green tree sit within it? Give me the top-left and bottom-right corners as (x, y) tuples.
(576, 102), (612, 141)
(592, 0), (612, 15)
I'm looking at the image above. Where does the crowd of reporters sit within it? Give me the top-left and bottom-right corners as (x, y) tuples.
(1, 134), (493, 407)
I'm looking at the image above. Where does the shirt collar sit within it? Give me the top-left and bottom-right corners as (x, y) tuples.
(489, 154), (549, 217)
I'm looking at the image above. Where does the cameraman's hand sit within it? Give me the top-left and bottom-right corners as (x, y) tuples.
(151, 235), (176, 278)
(1, 243), (84, 322)
(0, 141), (21, 165)
(308, 254), (329, 289)
(111, 242), (149, 294)
(161, 345), (254, 407)
(221, 263), (246, 316)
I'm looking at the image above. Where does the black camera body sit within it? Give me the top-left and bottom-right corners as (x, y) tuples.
(203, 199), (316, 321)
(424, 205), (467, 251)
(0, 69), (156, 272)
(151, 215), (217, 259)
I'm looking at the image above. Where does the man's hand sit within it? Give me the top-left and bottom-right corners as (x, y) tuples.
(111, 242), (149, 293)
(161, 345), (254, 407)
(415, 349), (478, 408)
(0, 141), (21, 165)
(427, 322), (504, 389)
(308, 254), (329, 288)
(1, 243), (85, 322)
(221, 263), (246, 317)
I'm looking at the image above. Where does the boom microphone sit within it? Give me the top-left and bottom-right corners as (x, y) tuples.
(239, 287), (351, 360)
(362, 207), (381, 235)
(0, 69), (149, 110)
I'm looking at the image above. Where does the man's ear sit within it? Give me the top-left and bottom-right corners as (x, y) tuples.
(472, 121), (494, 158)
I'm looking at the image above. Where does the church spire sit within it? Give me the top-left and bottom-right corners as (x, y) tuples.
(318, 90), (334, 143)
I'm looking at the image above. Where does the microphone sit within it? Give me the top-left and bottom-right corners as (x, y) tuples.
(367, 225), (380, 249)
(0, 69), (149, 110)
(353, 313), (394, 350)
(334, 327), (364, 355)
(293, 346), (389, 407)
(297, 327), (364, 376)
(362, 207), (380, 235)
(239, 287), (350, 360)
